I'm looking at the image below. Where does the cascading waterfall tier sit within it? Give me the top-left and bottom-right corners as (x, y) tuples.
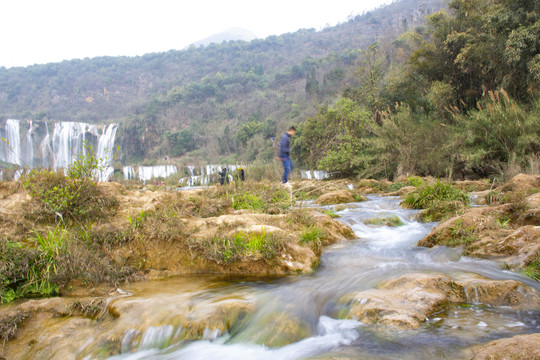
(0, 119), (117, 181)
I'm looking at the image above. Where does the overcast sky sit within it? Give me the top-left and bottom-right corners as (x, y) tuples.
(1, 0), (393, 69)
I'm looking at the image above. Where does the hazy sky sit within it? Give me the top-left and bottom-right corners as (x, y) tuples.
(1, 0), (393, 68)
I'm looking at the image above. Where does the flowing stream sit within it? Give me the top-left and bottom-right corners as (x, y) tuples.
(69, 197), (540, 359)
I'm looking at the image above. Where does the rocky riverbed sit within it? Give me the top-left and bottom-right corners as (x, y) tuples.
(0, 174), (539, 359)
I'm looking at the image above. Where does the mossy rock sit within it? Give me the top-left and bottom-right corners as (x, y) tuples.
(315, 190), (355, 205)
(364, 215), (404, 227)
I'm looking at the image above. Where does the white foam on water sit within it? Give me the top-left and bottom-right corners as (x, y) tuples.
(108, 317), (362, 360)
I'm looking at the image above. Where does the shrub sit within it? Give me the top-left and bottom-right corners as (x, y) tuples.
(522, 257), (540, 281)
(186, 230), (285, 264)
(22, 147), (117, 223)
(0, 239), (58, 303)
(458, 91), (540, 176)
(0, 311), (27, 342)
(407, 176), (424, 187)
(389, 182), (407, 191)
(402, 180), (470, 221)
(300, 226), (326, 247)
(232, 191), (265, 211)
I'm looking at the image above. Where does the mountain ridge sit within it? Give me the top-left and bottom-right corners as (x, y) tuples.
(188, 27), (257, 48)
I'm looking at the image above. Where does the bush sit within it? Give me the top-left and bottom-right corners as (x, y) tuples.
(522, 257), (540, 281)
(187, 230), (285, 264)
(22, 147), (117, 223)
(407, 176), (424, 187)
(402, 180), (470, 221)
(458, 91), (540, 176)
(232, 191), (265, 211)
(299, 226), (326, 250)
(23, 170), (116, 223)
(0, 239), (58, 303)
(217, 181), (292, 213)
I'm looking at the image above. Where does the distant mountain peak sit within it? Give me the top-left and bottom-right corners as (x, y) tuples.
(188, 27), (257, 48)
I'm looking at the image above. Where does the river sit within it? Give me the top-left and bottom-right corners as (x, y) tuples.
(53, 196), (540, 359)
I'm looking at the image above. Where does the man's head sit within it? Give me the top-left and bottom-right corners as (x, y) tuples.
(287, 126), (297, 136)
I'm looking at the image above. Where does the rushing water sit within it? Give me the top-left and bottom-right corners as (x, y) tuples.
(74, 196), (539, 360)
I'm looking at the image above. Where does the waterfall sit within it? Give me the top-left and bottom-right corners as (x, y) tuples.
(49, 121), (116, 171)
(40, 123), (52, 168)
(123, 166), (136, 180)
(301, 171), (313, 180)
(52, 122), (88, 169)
(313, 170), (329, 180)
(138, 165), (178, 184)
(1, 119), (22, 166)
(301, 170), (328, 180)
(25, 121), (34, 168)
(96, 124), (118, 168)
(1, 119), (117, 180)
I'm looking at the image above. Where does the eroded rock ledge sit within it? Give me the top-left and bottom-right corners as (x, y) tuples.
(340, 273), (540, 330)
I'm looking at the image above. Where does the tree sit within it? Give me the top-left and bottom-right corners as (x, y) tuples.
(305, 67), (319, 97)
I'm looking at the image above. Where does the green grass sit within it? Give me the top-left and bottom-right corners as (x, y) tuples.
(232, 191), (265, 211)
(522, 257), (540, 281)
(389, 182), (407, 191)
(446, 219), (478, 247)
(402, 180), (470, 221)
(322, 210), (340, 218)
(187, 230), (285, 264)
(0, 240), (59, 303)
(300, 226), (326, 246)
(407, 176), (424, 187)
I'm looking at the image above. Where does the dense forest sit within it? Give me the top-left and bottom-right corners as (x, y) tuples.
(1, 0), (538, 180)
(294, 0), (539, 180)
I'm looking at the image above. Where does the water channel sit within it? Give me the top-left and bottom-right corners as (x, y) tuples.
(75, 196), (540, 359)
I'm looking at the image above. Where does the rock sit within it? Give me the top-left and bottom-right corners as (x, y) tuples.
(357, 186), (381, 194)
(517, 208), (540, 226)
(456, 276), (540, 307)
(498, 174), (540, 193)
(364, 215), (404, 227)
(526, 192), (540, 208)
(341, 273), (540, 330)
(470, 190), (491, 205)
(471, 333), (540, 360)
(453, 180), (491, 192)
(315, 190), (356, 205)
(309, 210), (357, 242)
(386, 186), (416, 197)
(420, 202), (540, 269)
(468, 226), (540, 268)
(342, 274), (462, 330)
(232, 312), (312, 347)
(334, 204), (359, 211)
(418, 205), (512, 250)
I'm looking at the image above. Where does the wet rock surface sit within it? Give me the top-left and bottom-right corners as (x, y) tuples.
(341, 273), (540, 330)
(315, 190), (357, 205)
(471, 333), (540, 360)
(418, 174), (540, 270)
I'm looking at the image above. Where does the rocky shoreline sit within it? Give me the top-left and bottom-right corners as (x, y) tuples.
(1, 174), (539, 359)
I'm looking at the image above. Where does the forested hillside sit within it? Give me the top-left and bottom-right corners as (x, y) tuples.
(1, 0), (537, 181)
(294, 0), (539, 180)
(0, 0), (445, 164)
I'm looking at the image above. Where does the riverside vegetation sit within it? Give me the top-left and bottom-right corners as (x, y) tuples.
(0, 152), (358, 306)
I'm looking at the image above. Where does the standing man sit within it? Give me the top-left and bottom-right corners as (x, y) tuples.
(278, 126), (296, 184)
